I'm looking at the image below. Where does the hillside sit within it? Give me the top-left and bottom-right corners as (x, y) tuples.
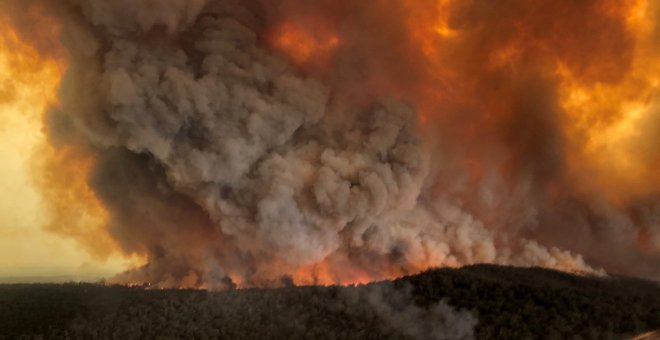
(1, 265), (659, 339)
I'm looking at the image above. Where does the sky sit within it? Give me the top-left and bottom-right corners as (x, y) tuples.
(0, 109), (128, 280)
(0, 27), (133, 281)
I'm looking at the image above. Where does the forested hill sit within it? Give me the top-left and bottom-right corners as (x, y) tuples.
(399, 265), (660, 338)
(1, 264), (659, 339)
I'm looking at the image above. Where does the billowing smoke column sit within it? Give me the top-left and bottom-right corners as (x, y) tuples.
(7, 0), (660, 287)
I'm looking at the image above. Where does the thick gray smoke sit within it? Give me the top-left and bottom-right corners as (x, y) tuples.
(34, 0), (604, 287)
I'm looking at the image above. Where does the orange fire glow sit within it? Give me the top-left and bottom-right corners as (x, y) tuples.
(0, 24), (61, 117)
(33, 144), (120, 259)
(272, 21), (339, 66)
(0, 18), (137, 263)
(292, 259), (382, 286)
(558, 0), (660, 201)
(402, 0), (660, 198)
(287, 254), (448, 287)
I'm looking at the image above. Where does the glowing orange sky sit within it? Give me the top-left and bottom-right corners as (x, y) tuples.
(0, 23), (139, 280)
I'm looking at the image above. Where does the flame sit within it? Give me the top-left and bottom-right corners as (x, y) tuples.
(292, 260), (380, 286)
(288, 253), (449, 287)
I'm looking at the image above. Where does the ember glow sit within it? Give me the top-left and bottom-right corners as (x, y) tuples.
(2, 0), (660, 287)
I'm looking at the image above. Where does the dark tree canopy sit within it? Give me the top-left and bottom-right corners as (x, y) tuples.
(1, 265), (659, 339)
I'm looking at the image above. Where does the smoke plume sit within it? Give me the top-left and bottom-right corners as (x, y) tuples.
(5, 0), (660, 286)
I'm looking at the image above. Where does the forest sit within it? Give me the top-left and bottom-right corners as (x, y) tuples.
(1, 264), (659, 339)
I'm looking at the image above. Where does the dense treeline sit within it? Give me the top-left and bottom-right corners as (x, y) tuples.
(399, 265), (660, 339)
(1, 265), (659, 339)
(0, 281), (473, 340)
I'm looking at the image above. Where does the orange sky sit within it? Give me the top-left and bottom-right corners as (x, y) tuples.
(0, 24), (136, 281)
